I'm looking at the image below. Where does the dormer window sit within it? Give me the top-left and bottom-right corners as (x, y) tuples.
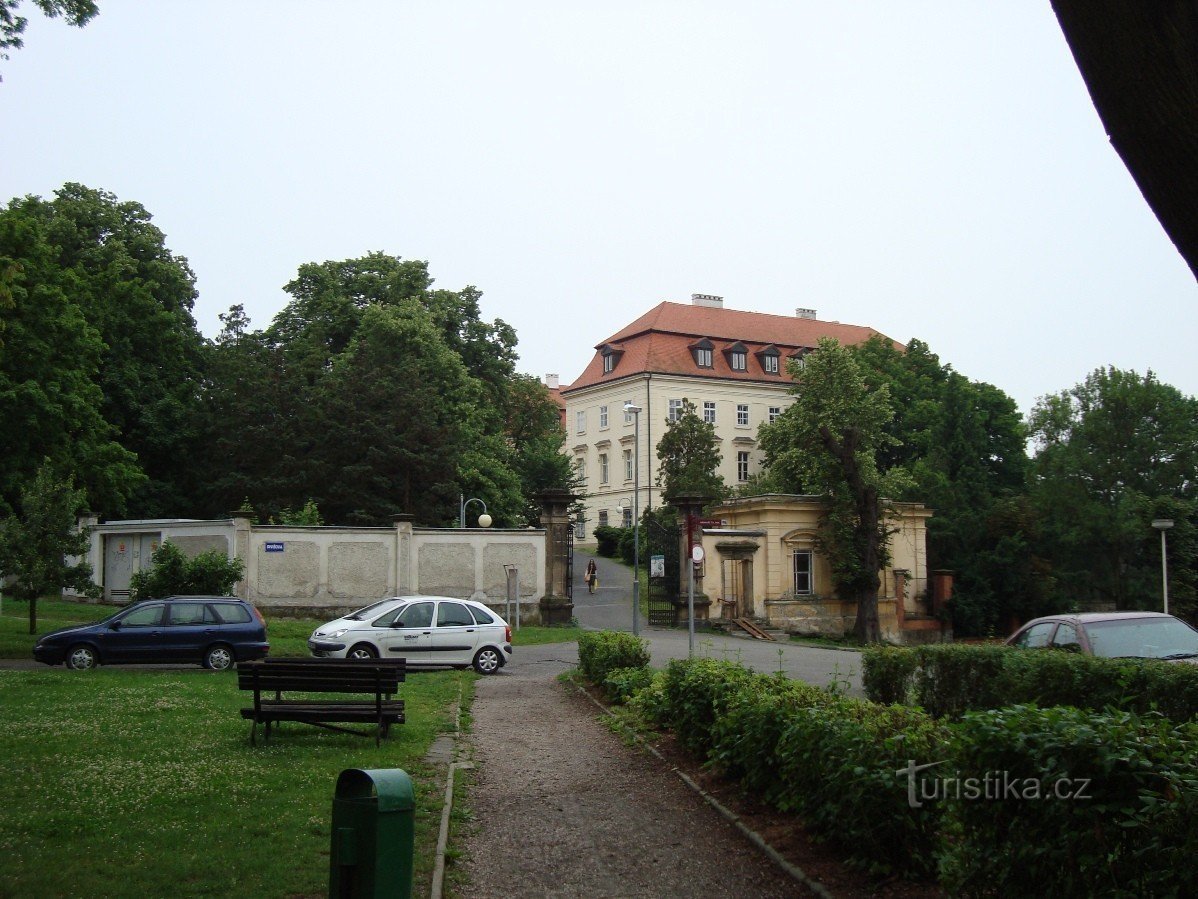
(789, 347), (813, 370)
(599, 343), (624, 375)
(724, 341), (749, 372)
(758, 345), (781, 374)
(691, 338), (714, 368)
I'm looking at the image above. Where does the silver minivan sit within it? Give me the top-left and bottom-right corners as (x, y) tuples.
(308, 596), (513, 674)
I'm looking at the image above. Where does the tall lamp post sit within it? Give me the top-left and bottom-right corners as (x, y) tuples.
(624, 402), (642, 636)
(1152, 519), (1174, 614)
(460, 495), (492, 528)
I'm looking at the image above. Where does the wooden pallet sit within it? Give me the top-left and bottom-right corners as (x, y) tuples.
(733, 617), (776, 641)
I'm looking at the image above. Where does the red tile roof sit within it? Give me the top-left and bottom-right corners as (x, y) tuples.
(564, 302), (896, 392)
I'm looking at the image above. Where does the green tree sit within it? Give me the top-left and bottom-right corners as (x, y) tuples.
(0, 200), (143, 516)
(1029, 367), (1198, 618)
(128, 541), (245, 600)
(655, 398), (725, 504)
(758, 338), (908, 641)
(0, 462), (98, 633)
(0, 0), (96, 70)
(502, 374), (575, 524)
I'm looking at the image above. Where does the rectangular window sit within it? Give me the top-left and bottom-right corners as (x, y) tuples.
(764, 355), (779, 374)
(696, 347), (713, 367)
(792, 550), (814, 595)
(668, 398), (683, 422)
(623, 449), (633, 481)
(599, 405), (608, 428)
(598, 510), (609, 528)
(703, 401), (716, 424)
(576, 411), (586, 434)
(731, 351), (747, 371)
(737, 404), (749, 426)
(599, 453), (609, 484)
(603, 354), (614, 373)
(737, 451), (750, 482)
(621, 506), (633, 528)
(624, 400), (634, 424)
(769, 406), (781, 424)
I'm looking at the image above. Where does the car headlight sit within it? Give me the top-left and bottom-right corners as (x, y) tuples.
(325, 628), (349, 639)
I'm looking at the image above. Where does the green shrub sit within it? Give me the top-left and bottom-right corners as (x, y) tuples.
(625, 669), (671, 727)
(602, 666), (656, 704)
(129, 542), (245, 601)
(940, 706), (1198, 897)
(862, 643), (1198, 723)
(861, 645), (919, 705)
(659, 658), (756, 755)
(577, 631), (649, 685)
(592, 526), (623, 557)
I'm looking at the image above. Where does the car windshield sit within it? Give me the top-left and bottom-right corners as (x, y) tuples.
(1084, 617), (1198, 660)
(344, 599), (397, 620)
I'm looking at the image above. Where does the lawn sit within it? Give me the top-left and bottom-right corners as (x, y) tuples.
(0, 665), (471, 897)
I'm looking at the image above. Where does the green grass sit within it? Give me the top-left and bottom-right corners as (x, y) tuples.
(0, 665), (472, 897)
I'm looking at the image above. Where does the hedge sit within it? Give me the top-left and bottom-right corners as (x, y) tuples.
(576, 630), (649, 685)
(862, 643), (1198, 722)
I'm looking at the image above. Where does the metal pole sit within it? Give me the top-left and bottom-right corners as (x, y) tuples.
(1161, 528), (1170, 615)
(632, 408), (641, 637)
(459, 493), (464, 528)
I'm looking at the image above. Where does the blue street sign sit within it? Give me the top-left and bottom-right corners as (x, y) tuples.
(264, 542), (285, 553)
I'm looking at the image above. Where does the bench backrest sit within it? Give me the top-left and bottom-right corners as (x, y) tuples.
(238, 659), (403, 695)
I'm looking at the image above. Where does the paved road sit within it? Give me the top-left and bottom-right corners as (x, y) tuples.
(568, 548), (863, 693)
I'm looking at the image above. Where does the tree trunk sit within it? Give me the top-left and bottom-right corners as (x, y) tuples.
(853, 484), (884, 643)
(28, 596), (37, 636)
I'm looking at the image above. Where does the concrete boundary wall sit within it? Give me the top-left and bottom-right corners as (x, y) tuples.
(71, 514), (548, 620)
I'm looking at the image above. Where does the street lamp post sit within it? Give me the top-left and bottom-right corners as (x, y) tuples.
(1152, 519), (1174, 615)
(624, 402), (642, 636)
(460, 495), (492, 528)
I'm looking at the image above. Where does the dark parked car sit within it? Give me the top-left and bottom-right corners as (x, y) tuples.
(1006, 612), (1198, 662)
(33, 596), (269, 671)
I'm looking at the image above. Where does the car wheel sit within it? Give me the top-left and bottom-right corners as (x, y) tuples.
(204, 644), (235, 671)
(472, 647), (502, 675)
(66, 644), (98, 671)
(348, 643), (378, 660)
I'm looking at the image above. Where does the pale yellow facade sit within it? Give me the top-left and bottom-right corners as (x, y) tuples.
(697, 494), (935, 641)
(565, 373), (796, 537)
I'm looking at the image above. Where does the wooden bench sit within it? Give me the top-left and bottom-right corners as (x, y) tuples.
(238, 658), (405, 746)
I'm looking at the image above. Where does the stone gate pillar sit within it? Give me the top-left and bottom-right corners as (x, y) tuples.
(670, 492), (713, 624)
(539, 489), (576, 625)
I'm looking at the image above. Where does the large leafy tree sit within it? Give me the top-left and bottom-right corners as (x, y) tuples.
(0, 462), (98, 633)
(1029, 367), (1198, 619)
(759, 337), (908, 642)
(499, 374), (575, 525)
(0, 199), (143, 516)
(850, 336), (1042, 635)
(1, 185), (206, 516)
(655, 398), (725, 504)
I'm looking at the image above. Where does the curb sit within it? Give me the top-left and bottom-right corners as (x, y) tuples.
(570, 678), (835, 899)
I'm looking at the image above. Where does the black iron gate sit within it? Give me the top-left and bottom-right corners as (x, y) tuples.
(645, 515), (679, 626)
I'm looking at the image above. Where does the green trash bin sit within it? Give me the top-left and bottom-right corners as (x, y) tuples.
(329, 768), (415, 899)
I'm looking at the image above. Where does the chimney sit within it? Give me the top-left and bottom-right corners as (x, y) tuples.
(545, 373), (560, 390)
(691, 293), (724, 308)
(796, 307), (817, 320)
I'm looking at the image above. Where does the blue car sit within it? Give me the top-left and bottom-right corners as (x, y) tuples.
(33, 596), (270, 671)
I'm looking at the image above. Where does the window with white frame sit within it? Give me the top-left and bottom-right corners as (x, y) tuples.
(621, 506), (632, 528)
(576, 410), (586, 434)
(731, 351), (747, 371)
(792, 550), (814, 595)
(598, 510), (609, 528)
(574, 457), (586, 483)
(624, 400), (634, 424)
(703, 401), (716, 424)
(695, 347), (713, 367)
(623, 449), (633, 481)
(763, 354), (779, 374)
(736, 404), (749, 426)
(603, 354), (615, 373)
(668, 398), (683, 422)
(599, 453), (609, 484)
(737, 451), (750, 482)
(599, 405), (608, 428)
(769, 406), (781, 424)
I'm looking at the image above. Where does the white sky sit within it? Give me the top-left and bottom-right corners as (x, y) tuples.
(2, 2), (1195, 416)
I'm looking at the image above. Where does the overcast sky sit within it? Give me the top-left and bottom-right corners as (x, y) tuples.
(2, 1), (1194, 416)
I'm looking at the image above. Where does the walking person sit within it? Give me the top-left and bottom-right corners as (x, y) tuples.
(584, 559), (598, 594)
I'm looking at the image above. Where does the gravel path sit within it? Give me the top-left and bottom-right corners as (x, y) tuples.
(455, 644), (809, 898)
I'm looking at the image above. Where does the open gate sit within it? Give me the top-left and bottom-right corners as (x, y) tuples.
(645, 515), (679, 626)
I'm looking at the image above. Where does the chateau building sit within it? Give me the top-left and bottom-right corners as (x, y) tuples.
(560, 294), (895, 537)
